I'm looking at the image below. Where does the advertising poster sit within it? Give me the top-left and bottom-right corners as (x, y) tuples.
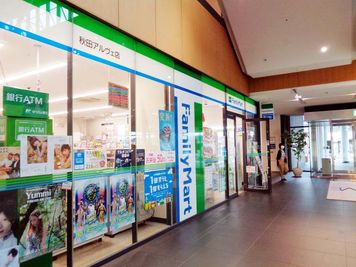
(19, 135), (50, 177)
(74, 177), (107, 245)
(85, 150), (107, 170)
(0, 147), (20, 179)
(144, 168), (173, 210)
(48, 136), (72, 174)
(159, 110), (175, 151)
(106, 149), (115, 168)
(18, 185), (66, 262)
(0, 190), (18, 266)
(109, 173), (135, 232)
(115, 149), (132, 168)
(0, 246), (19, 267)
(73, 151), (85, 171)
(136, 149), (145, 166)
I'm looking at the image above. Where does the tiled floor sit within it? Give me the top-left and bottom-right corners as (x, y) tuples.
(103, 174), (356, 267)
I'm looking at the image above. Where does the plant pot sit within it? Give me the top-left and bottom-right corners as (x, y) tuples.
(292, 167), (303, 177)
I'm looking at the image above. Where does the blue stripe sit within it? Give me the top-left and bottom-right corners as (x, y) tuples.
(174, 96), (180, 223)
(0, 21), (72, 52)
(0, 20), (253, 114)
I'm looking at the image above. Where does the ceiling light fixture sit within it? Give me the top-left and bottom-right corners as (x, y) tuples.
(320, 46), (328, 53)
(0, 62), (67, 85)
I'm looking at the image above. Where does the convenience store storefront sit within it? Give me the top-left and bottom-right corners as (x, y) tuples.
(0, 1), (269, 266)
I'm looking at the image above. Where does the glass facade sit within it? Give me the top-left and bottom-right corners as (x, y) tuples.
(0, 1), (261, 266)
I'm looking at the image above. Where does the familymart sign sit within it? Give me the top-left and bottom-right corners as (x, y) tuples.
(3, 86), (49, 119)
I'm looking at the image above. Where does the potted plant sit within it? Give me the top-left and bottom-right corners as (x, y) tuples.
(283, 129), (308, 177)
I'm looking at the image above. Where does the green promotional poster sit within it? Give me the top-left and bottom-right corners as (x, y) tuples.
(3, 87), (49, 119)
(6, 117), (53, 147)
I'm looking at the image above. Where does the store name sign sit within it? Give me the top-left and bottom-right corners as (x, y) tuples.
(79, 35), (120, 60)
(3, 86), (49, 118)
(227, 95), (244, 109)
(176, 94), (197, 222)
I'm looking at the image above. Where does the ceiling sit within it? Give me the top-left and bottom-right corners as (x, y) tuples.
(250, 81), (356, 115)
(221, 0), (356, 78)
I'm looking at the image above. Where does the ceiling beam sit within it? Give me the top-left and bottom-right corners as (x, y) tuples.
(249, 60), (356, 92)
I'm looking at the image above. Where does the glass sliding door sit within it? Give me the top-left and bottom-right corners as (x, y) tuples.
(245, 119), (271, 192)
(225, 112), (245, 196)
(331, 121), (356, 174)
(227, 117), (237, 196)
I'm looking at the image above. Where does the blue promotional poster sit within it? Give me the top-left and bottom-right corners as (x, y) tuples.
(144, 168), (173, 210)
(109, 173), (135, 233)
(74, 177), (107, 245)
(115, 149), (132, 168)
(159, 110), (175, 151)
(73, 151), (85, 171)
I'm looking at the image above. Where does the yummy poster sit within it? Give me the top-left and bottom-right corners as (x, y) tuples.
(74, 177), (107, 245)
(159, 110), (175, 151)
(109, 173), (135, 233)
(48, 136), (72, 174)
(19, 135), (50, 177)
(0, 147), (20, 179)
(18, 184), (66, 262)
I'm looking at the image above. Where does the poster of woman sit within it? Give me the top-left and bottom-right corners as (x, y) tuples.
(19, 135), (50, 177)
(109, 173), (135, 233)
(48, 136), (72, 174)
(18, 185), (66, 262)
(74, 177), (107, 245)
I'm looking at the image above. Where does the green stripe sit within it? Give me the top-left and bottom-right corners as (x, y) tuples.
(226, 88), (244, 101)
(194, 102), (204, 213)
(245, 96), (257, 106)
(261, 103), (273, 109)
(201, 75), (225, 92)
(135, 41), (174, 68)
(174, 63), (201, 81)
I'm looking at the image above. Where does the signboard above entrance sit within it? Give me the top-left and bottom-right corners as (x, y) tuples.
(3, 86), (49, 119)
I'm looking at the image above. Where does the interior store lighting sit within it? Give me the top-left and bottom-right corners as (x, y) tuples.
(49, 105), (112, 116)
(49, 89), (107, 103)
(0, 62), (67, 85)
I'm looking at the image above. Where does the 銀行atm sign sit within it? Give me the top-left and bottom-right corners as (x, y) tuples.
(3, 86), (49, 119)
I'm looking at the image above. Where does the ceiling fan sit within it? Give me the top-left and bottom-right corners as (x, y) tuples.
(292, 89), (306, 104)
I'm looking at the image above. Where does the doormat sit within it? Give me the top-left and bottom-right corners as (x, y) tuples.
(327, 180), (356, 201)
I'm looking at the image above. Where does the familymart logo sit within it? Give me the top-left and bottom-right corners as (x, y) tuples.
(176, 96), (197, 222)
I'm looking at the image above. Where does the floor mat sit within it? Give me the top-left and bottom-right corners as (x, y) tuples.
(327, 180), (356, 201)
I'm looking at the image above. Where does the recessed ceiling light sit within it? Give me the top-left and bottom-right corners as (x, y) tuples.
(320, 46), (328, 53)
(0, 41), (5, 48)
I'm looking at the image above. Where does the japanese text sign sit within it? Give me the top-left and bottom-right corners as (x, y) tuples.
(3, 86), (49, 118)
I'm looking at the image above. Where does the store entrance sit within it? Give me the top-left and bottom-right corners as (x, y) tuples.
(244, 118), (272, 192)
(310, 120), (356, 177)
(226, 112), (245, 196)
(331, 120), (356, 175)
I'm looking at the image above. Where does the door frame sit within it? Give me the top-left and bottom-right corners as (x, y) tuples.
(224, 110), (246, 198)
